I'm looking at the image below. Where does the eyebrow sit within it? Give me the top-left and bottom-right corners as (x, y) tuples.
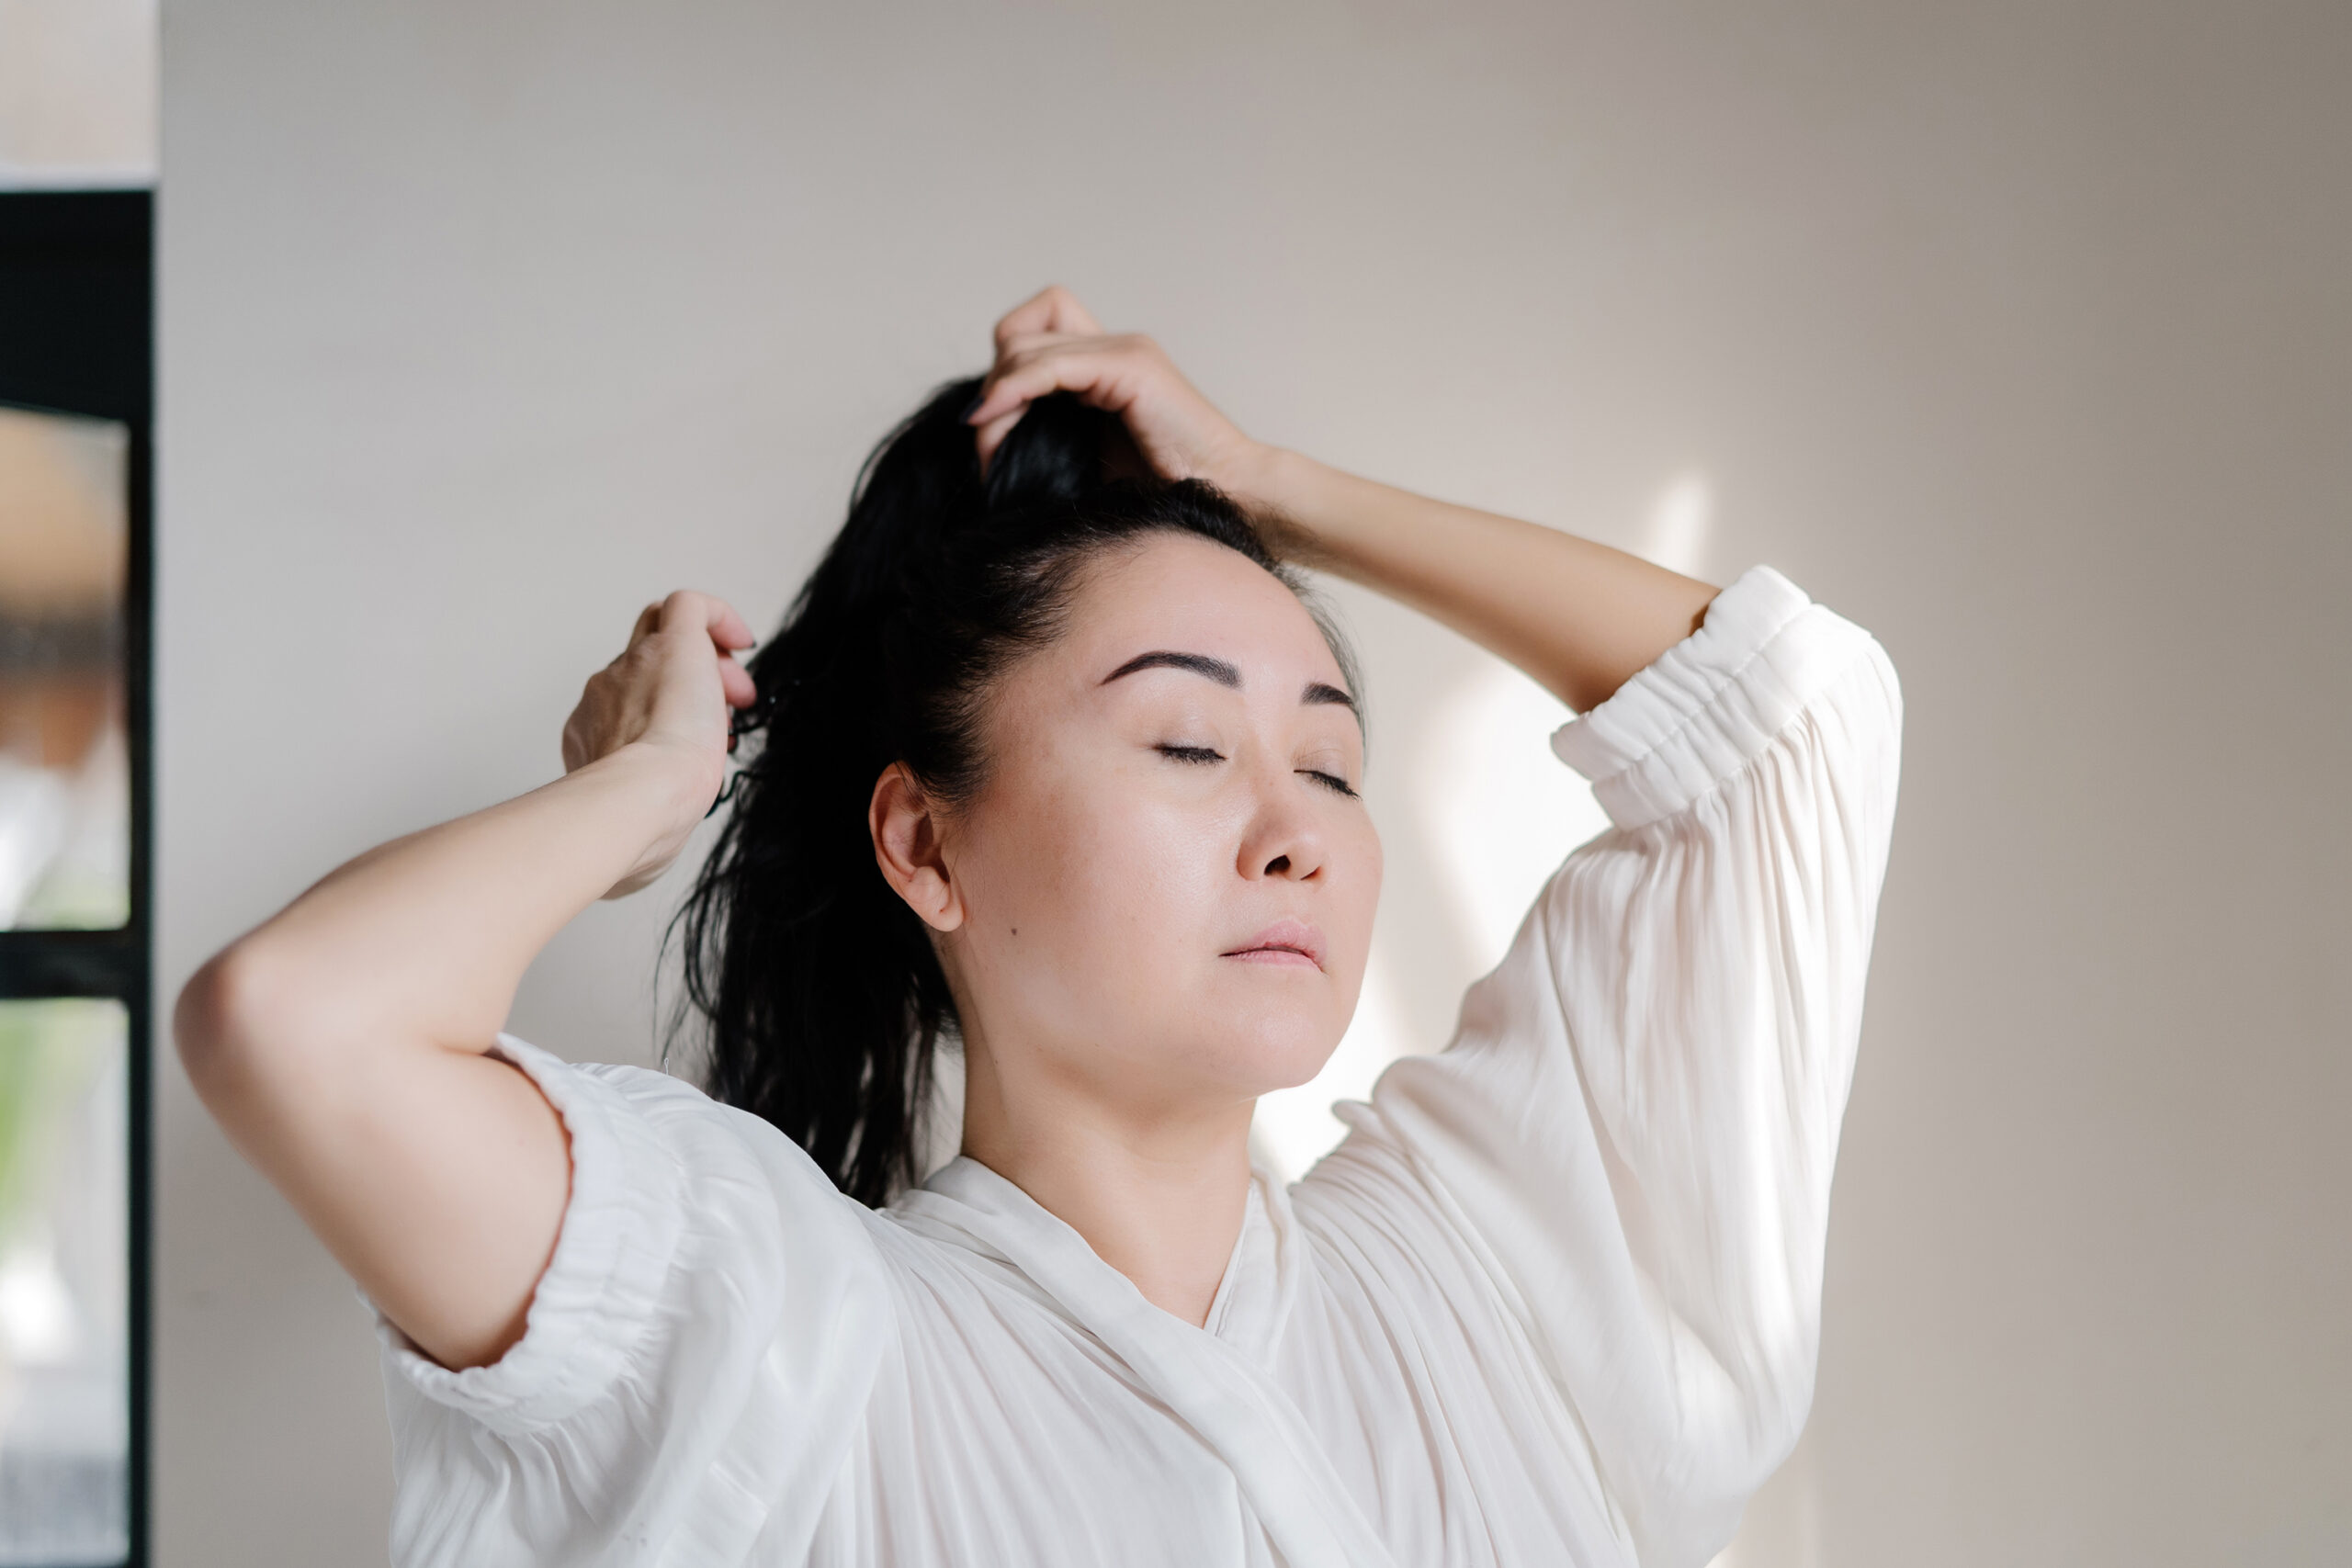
(1100, 649), (1359, 718)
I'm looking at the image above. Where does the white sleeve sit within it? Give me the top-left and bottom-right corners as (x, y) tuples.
(1332, 564), (1902, 1568)
(356, 1032), (893, 1568)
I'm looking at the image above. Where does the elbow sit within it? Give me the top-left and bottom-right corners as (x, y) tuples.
(173, 938), (315, 1105)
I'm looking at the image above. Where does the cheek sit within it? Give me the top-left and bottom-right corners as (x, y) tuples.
(1337, 824), (1384, 981)
(966, 780), (1222, 1010)
(1345, 822), (1374, 921)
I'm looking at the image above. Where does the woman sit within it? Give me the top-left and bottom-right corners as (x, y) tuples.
(176, 286), (1903, 1567)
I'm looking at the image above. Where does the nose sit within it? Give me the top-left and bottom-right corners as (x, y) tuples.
(1236, 761), (1329, 884)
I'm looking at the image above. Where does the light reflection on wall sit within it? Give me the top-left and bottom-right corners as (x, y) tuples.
(1649, 471), (1714, 581)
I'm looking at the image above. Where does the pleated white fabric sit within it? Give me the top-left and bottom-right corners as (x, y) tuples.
(360, 562), (1903, 1567)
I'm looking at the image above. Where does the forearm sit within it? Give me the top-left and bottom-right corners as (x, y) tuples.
(192, 739), (708, 1064)
(1230, 447), (1719, 714)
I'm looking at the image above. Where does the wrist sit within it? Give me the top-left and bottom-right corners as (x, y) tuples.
(1220, 446), (1355, 570)
(595, 737), (721, 829)
(1208, 440), (1296, 513)
(580, 739), (723, 900)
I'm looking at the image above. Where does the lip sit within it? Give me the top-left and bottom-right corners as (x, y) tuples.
(1222, 918), (1326, 972)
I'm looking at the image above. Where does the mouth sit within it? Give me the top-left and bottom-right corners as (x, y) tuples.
(1221, 918), (1326, 972)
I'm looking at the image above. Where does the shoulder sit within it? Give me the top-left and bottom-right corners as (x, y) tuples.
(374, 1032), (898, 1436)
(487, 1031), (893, 1316)
(375, 1035), (900, 1562)
(495, 1033), (849, 1197)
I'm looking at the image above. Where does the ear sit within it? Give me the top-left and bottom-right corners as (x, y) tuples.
(869, 762), (965, 933)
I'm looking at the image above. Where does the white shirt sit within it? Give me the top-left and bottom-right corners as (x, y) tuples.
(360, 562), (1903, 1568)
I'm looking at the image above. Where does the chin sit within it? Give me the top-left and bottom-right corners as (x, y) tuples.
(1141, 992), (1349, 1100)
(1223, 1018), (1345, 1098)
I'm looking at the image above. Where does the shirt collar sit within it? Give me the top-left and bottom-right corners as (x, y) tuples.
(888, 1154), (1299, 1367)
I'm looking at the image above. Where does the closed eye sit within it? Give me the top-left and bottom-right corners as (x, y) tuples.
(1155, 744), (1359, 799)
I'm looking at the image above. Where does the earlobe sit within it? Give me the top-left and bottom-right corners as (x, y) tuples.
(869, 762), (965, 934)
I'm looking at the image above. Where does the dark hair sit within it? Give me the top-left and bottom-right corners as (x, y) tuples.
(661, 377), (1362, 1206)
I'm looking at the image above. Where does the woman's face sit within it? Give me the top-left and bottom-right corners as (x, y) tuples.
(922, 532), (1382, 1120)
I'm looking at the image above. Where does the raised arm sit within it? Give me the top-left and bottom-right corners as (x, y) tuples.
(1226, 451), (1721, 714)
(972, 290), (1902, 1562)
(174, 592), (755, 1373)
(964, 284), (1720, 706)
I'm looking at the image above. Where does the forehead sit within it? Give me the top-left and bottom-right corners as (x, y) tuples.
(1057, 532), (1343, 686)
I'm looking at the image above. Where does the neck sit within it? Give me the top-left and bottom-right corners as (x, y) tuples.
(957, 1043), (1256, 1327)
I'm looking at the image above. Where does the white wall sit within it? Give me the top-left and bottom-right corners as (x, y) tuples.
(157, 3), (2352, 1562)
(0, 0), (155, 185)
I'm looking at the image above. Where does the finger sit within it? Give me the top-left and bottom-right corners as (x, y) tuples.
(993, 284), (1102, 353)
(970, 341), (1156, 474)
(989, 327), (1089, 362)
(973, 405), (1028, 477)
(629, 601), (662, 646)
(718, 655), (759, 709)
(707, 596), (759, 652)
(658, 589), (758, 654)
(985, 328), (1099, 388)
(966, 340), (1147, 430)
(970, 333), (1081, 435)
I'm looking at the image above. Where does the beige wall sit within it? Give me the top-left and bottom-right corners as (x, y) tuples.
(156, 3), (2351, 1562)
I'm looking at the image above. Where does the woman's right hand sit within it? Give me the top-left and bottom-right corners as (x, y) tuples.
(560, 589), (759, 898)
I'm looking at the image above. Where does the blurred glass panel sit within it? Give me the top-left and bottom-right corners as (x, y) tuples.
(0, 406), (129, 931)
(0, 0), (155, 188)
(0, 998), (128, 1566)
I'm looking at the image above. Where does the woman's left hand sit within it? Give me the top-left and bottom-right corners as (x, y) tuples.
(967, 286), (1272, 496)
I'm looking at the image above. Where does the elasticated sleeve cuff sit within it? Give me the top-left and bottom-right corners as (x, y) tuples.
(1548, 563), (1879, 830)
(353, 1031), (689, 1438)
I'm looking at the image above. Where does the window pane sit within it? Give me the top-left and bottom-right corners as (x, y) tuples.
(0, 998), (128, 1565)
(0, 406), (129, 931)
